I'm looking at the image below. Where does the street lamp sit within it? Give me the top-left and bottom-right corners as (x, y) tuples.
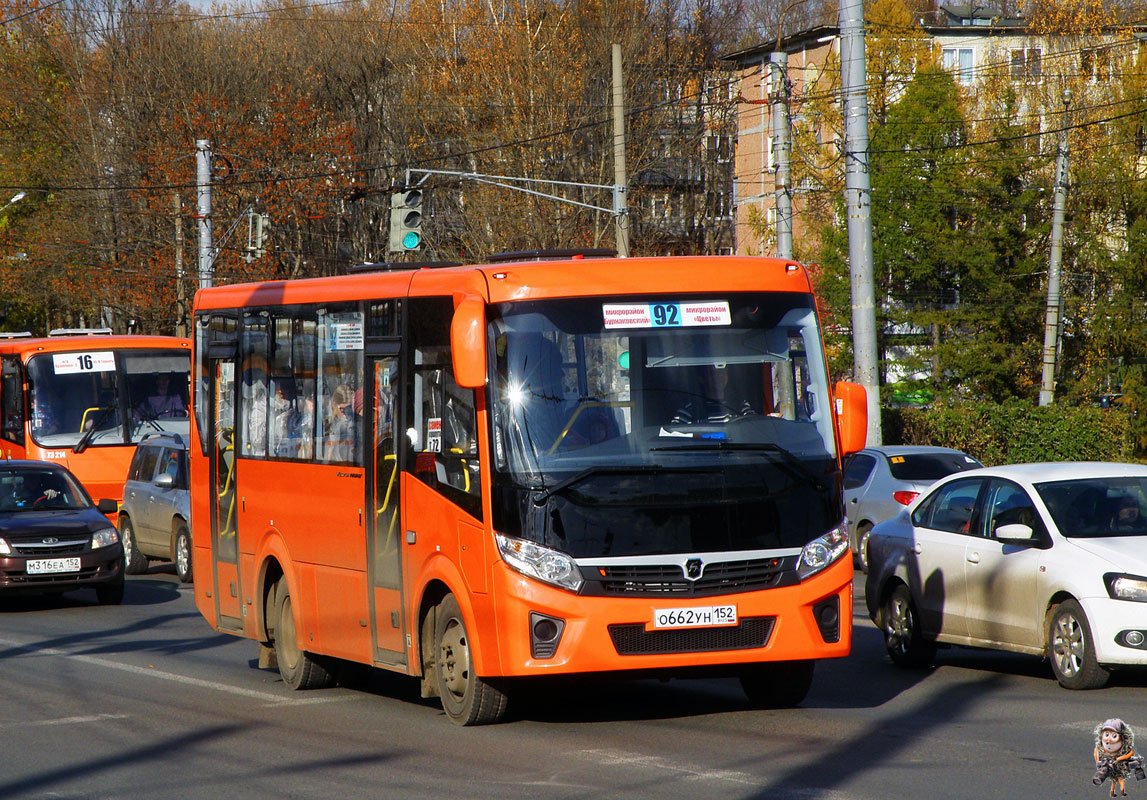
(1, 191), (25, 212)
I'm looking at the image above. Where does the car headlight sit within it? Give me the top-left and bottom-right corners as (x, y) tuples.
(1104, 573), (1147, 603)
(90, 527), (119, 550)
(797, 521), (850, 580)
(495, 533), (583, 593)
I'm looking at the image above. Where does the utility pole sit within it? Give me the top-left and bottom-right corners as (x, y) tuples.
(1039, 89), (1071, 407)
(770, 50), (797, 419)
(612, 44), (630, 258)
(839, 0), (881, 445)
(770, 51), (793, 260)
(174, 192), (186, 337)
(196, 139), (213, 289)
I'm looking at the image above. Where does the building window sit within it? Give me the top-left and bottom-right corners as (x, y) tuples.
(1011, 48), (1041, 81)
(1081, 48), (1111, 83)
(942, 48), (974, 85)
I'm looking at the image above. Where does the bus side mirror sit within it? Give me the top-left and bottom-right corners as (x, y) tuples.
(451, 296), (487, 389)
(834, 380), (867, 456)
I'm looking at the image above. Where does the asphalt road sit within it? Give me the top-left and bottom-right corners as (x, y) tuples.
(0, 567), (1141, 800)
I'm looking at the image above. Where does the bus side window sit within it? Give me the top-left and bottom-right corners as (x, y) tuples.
(1, 355), (24, 447)
(406, 297), (482, 520)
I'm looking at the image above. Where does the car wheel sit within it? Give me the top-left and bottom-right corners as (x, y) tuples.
(857, 522), (873, 574)
(882, 584), (935, 668)
(119, 517), (148, 575)
(174, 526), (193, 583)
(740, 660), (815, 708)
(1048, 600), (1110, 690)
(96, 576), (124, 606)
(434, 594), (508, 725)
(272, 579), (334, 690)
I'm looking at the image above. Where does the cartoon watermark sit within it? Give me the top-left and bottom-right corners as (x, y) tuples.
(1094, 719), (1147, 797)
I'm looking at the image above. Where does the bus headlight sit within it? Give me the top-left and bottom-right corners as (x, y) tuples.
(797, 522), (849, 580)
(495, 533), (583, 593)
(90, 528), (119, 550)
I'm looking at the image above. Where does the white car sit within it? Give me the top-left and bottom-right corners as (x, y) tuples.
(865, 462), (1147, 689)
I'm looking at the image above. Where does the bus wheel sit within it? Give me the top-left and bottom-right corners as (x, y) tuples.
(433, 594), (508, 725)
(174, 526), (193, 583)
(739, 660), (814, 708)
(272, 580), (334, 690)
(119, 517), (148, 574)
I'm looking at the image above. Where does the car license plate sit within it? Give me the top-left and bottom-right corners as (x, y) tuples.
(652, 605), (737, 629)
(26, 557), (81, 575)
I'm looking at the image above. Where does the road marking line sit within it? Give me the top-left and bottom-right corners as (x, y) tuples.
(0, 713), (129, 729)
(0, 636), (293, 704)
(578, 748), (759, 785)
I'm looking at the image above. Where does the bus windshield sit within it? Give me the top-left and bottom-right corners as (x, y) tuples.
(28, 349), (191, 448)
(488, 292), (841, 557)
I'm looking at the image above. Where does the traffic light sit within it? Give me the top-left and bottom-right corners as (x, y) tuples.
(388, 190), (422, 253)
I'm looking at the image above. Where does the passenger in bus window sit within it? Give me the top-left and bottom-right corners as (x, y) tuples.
(139, 373), (188, 420)
(272, 380), (302, 457)
(324, 384), (357, 462)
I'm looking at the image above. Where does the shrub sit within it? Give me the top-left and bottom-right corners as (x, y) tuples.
(881, 400), (1135, 466)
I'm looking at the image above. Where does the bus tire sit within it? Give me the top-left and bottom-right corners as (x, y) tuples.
(433, 594), (508, 725)
(739, 660), (814, 708)
(174, 525), (193, 583)
(119, 517), (148, 575)
(273, 580), (334, 690)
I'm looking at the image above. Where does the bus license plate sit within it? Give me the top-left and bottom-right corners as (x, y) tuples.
(26, 557), (81, 575)
(652, 605), (737, 629)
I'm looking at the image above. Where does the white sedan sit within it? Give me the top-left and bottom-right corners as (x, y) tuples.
(865, 462), (1147, 689)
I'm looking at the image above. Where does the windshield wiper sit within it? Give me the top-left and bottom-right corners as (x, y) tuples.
(533, 465), (673, 506)
(650, 441), (828, 491)
(73, 406), (118, 454)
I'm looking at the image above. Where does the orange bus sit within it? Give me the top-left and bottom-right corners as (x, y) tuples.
(190, 254), (867, 724)
(0, 331), (191, 503)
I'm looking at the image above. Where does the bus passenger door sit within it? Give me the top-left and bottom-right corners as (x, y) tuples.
(209, 357), (243, 632)
(367, 355), (406, 667)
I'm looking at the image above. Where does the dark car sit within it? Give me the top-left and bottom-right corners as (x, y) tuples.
(119, 432), (191, 582)
(0, 461), (124, 604)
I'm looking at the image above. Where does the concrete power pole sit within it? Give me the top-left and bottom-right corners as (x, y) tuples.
(1039, 90), (1071, 407)
(770, 51), (793, 260)
(839, 0), (882, 445)
(174, 192), (186, 337)
(612, 44), (631, 258)
(197, 139), (214, 289)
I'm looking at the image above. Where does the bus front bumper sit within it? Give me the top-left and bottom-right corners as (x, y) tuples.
(489, 555), (853, 677)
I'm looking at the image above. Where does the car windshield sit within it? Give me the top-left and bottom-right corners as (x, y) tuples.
(888, 452), (981, 481)
(0, 468), (89, 512)
(28, 349), (190, 448)
(1035, 476), (1147, 538)
(487, 292), (842, 557)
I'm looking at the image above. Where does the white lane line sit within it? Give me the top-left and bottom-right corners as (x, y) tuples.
(578, 748), (760, 785)
(0, 636), (292, 704)
(0, 713), (130, 729)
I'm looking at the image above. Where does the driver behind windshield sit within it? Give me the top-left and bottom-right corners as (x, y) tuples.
(669, 363), (756, 425)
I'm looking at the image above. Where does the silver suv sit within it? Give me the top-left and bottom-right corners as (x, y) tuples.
(119, 432), (192, 582)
